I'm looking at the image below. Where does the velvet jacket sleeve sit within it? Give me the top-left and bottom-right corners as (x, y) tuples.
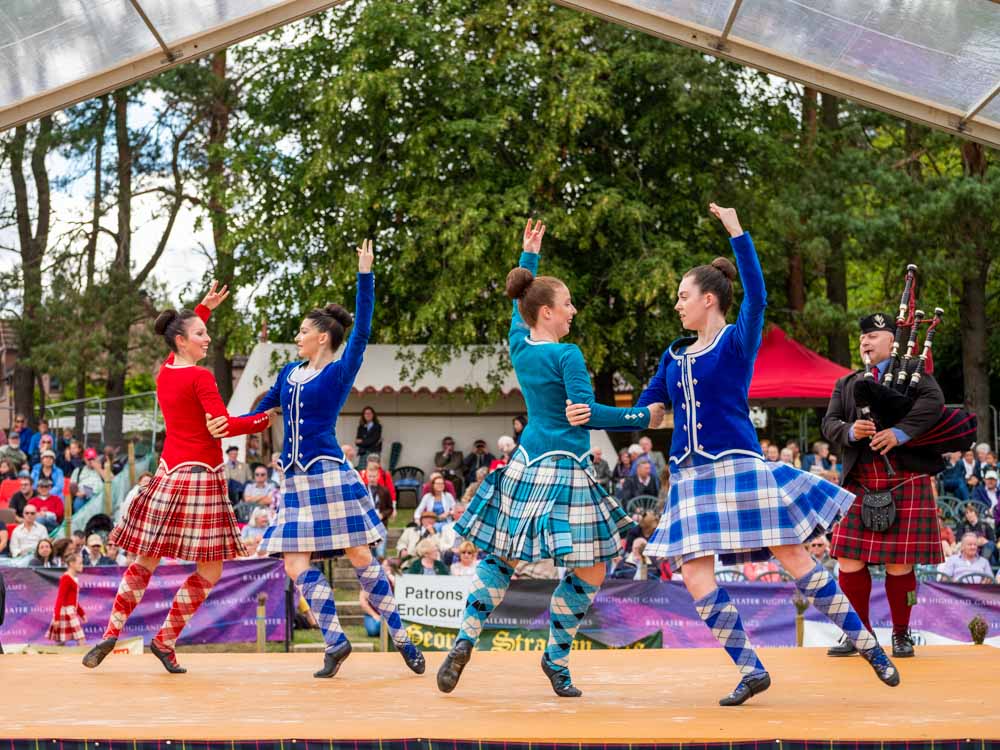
(730, 233), (767, 356)
(335, 272), (375, 386)
(193, 369), (269, 437)
(560, 345), (650, 429)
(509, 252), (538, 344)
(248, 363), (291, 416)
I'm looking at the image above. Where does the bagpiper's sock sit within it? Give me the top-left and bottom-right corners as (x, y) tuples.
(354, 559), (417, 660)
(153, 572), (214, 651)
(543, 571), (599, 676)
(796, 563), (877, 651)
(297, 568), (347, 653)
(885, 570), (917, 636)
(694, 587), (767, 677)
(103, 563), (152, 639)
(837, 566), (873, 631)
(456, 555), (514, 645)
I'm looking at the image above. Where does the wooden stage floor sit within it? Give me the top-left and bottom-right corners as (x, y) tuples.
(3, 646), (994, 743)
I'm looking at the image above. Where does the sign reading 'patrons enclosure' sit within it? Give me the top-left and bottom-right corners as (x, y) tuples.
(396, 575), (1000, 651)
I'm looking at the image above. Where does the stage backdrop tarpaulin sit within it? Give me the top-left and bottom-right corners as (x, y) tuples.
(398, 576), (1000, 650)
(0, 558), (286, 645)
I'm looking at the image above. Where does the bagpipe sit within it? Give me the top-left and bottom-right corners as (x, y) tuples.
(853, 263), (977, 457)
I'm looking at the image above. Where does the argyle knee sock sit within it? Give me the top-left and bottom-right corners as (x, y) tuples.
(694, 587), (767, 677)
(543, 571), (599, 676)
(103, 563), (153, 640)
(354, 559), (417, 660)
(457, 555), (514, 645)
(885, 570), (917, 636)
(796, 563), (877, 651)
(297, 568), (347, 653)
(153, 572), (214, 651)
(837, 566), (873, 631)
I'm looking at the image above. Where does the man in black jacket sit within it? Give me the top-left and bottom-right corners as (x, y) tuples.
(823, 313), (945, 660)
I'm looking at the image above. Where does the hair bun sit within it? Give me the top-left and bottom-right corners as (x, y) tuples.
(711, 257), (737, 282)
(505, 267), (535, 301)
(324, 303), (353, 328)
(154, 309), (178, 335)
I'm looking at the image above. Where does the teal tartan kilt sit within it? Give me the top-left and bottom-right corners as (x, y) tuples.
(454, 452), (636, 568)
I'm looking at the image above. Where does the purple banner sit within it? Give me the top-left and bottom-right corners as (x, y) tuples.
(0, 558), (286, 646)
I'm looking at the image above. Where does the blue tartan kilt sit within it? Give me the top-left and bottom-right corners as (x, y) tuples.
(261, 459), (385, 559)
(455, 452), (636, 568)
(646, 456), (855, 570)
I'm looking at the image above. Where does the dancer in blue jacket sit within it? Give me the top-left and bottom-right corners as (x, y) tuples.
(567, 204), (899, 705)
(436, 220), (665, 698)
(209, 240), (423, 679)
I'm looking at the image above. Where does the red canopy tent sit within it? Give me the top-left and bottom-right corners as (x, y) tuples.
(749, 325), (853, 407)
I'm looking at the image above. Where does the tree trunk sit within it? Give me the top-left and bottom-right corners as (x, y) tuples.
(819, 93), (850, 365)
(787, 88), (818, 317)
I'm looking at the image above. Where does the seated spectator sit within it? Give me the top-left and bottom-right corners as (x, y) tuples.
(395, 512), (439, 561)
(975, 443), (993, 475)
(420, 471), (456, 498)
(624, 511), (659, 554)
(32, 478), (64, 531)
(105, 540), (127, 566)
(241, 466), (278, 507)
(57, 440), (84, 476)
(806, 535), (838, 576)
(404, 538), (450, 575)
(434, 436), (465, 497)
(414, 474), (456, 526)
(743, 558), (781, 581)
(118, 471), (153, 522)
(940, 451), (969, 502)
(241, 507), (271, 556)
(611, 449), (632, 492)
(630, 436), (666, 477)
(355, 406), (382, 462)
(759, 438), (771, 455)
(27, 419), (52, 463)
(779, 447), (795, 465)
(31, 450), (65, 499)
(938, 532), (993, 580)
(245, 434), (263, 468)
(9, 504), (49, 558)
(765, 444), (780, 462)
(784, 441), (801, 468)
(70, 448), (105, 512)
(938, 507), (958, 557)
(0, 431), (28, 472)
(461, 466), (489, 504)
(512, 414), (527, 445)
(463, 439), (495, 487)
(267, 452), (285, 486)
(611, 537), (658, 580)
(359, 454), (396, 513)
(801, 441), (839, 483)
(223, 445), (251, 504)
(589, 447), (612, 492)
(961, 449), (981, 490)
(56, 427), (75, 455)
(618, 458), (659, 502)
(0, 458), (15, 481)
(84, 534), (114, 566)
(956, 503), (995, 562)
(7, 472), (35, 522)
(489, 436), (516, 472)
(450, 541), (478, 576)
(51, 537), (73, 566)
(982, 450), (999, 476)
(975, 470), (999, 513)
(30, 433), (56, 469)
(29, 538), (56, 568)
(437, 502), (466, 563)
(0, 523), (8, 557)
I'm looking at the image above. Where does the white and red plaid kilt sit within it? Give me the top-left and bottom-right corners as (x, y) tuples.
(46, 606), (85, 642)
(831, 454), (943, 565)
(110, 461), (246, 562)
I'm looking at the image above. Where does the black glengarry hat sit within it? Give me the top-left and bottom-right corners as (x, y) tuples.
(859, 313), (896, 334)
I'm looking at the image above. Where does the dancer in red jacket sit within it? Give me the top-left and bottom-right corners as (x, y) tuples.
(47, 552), (86, 644)
(83, 282), (271, 673)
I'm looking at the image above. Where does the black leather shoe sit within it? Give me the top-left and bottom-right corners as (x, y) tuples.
(719, 672), (771, 706)
(826, 634), (858, 657)
(541, 655), (582, 698)
(860, 644), (900, 687)
(436, 639), (473, 693)
(82, 637), (117, 669)
(891, 630), (915, 658)
(399, 643), (426, 674)
(149, 640), (187, 674)
(314, 641), (352, 678)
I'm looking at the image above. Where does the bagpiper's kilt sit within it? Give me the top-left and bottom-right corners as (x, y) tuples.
(831, 455), (943, 565)
(646, 456), (855, 570)
(110, 461), (246, 562)
(455, 450), (635, 568)
(261, 459), (384, 559)
(46, 605), (85, 642)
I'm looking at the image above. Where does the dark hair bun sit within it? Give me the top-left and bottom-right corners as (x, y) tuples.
(324, 303), (353, 328)
(505, 267), (535, 300)
(154, 309), (178, 336)
(711, 257), (737, 282)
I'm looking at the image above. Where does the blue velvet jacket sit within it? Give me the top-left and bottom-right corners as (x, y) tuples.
(248, 272), (374, 473)
(636, 233), (766, 468)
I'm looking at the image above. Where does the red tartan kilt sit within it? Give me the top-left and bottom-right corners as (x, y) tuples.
(831, 456), (943, 565)
(110, 462), (246, 562)
(47, 606), (85, 642)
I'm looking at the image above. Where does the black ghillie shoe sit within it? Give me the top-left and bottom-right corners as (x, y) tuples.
(436, 638), (473, 693)
(149, 639), (187, 674)
(826, 634), (858, 657)
(82, 637), (117, 669)
(719, 672), (771, 706)
(398, 641), (426, 674)
(541, 655), (582, 698)
(860, 644), (900, 687)
(314, 640), (352, 678)
(891, 629), (915, 658)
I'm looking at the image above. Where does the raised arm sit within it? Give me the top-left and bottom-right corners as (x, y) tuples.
(336, 239), (376, 385)
(561, 345), (651, 429)
(709, 204), (766, 355)
(510, 219), (544, 342)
